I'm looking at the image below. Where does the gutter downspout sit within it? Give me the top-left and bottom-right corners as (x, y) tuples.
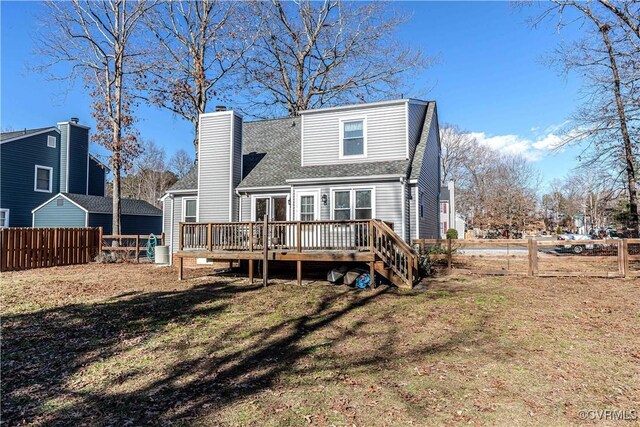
(169, 194), (174, 266)
(235, 189), (243, 220)
(401, 177), (407, 242)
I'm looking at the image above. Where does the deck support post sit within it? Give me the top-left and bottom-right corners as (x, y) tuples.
(249, 259), (254, 283)
(262, 215), (268, 287)
(297, 260), (302, 285)
(178, 256), (183, 281)
(370, 261), (376, 289)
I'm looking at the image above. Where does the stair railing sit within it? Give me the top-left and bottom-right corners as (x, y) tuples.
(371, 219), (418, 287)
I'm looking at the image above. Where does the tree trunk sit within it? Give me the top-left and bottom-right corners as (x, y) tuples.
(600, 24), (639, 236)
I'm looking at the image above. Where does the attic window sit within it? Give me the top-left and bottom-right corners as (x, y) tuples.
(57, 198), (64, 206)
(340, 119), (366, 157)
(47, 136), (56, 148)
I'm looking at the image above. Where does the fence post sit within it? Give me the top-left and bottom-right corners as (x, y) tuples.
(135, 236), (140, 263)
(527, 237), (533, 277)
(98, 227), (103, 257)
(207, 223), (212, 252)
(0, 229), (5, 272)
(447, 238), (452, 275)
(262, 215), (269, 287)
(620, 239), (628, 278)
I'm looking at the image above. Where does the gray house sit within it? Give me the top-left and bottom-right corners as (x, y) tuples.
(32, 193), (162, 235)
(162, 98), (441, 263)
(0, 120), (108, 227)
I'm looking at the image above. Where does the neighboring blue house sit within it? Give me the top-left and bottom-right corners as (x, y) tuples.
(32, 193), (162, 235)
(0, 119), (107, 227)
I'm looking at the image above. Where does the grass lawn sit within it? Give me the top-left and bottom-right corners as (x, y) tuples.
(2, 264), (639, 426)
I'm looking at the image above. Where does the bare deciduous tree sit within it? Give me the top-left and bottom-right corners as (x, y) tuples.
(533, 0), (639, 236)
(439, 124), (477, 185)
(168, 149), (195, 179)
(39, 0), (154, 235)
(241, 0), (432, 118)
(121, 140), (176, 207)
(440, 125), (542, 237)
(142, 0), (254, 158)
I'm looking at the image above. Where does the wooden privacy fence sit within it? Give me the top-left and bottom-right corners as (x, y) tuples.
(413, 238), (640, 278)
(0, 227), (100, 272)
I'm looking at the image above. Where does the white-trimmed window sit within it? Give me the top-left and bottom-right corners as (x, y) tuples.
(300, 195), (315, 221)
(0, 209), (9, 228)
(332, 188), (373, 220)
(340, 119), (366, 157)
(34, 165), (53, 193)
(183, 198), (197, 222)
(47, 135), (56, 148)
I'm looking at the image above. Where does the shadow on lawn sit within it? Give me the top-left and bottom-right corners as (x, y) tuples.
(2, 280), (491, 425)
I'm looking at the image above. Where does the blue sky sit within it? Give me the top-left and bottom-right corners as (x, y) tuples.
(1, 1), (585, 189)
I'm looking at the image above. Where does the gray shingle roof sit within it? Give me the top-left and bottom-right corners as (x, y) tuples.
(1, 127), (57, 142)
(409, 102), (437, 181)
(62, 193), (162, 216)
(168, 166), (198, 191)
(167, 102), (434, 191)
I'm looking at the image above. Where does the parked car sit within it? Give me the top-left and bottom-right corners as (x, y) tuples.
(556, 234), (595, 254)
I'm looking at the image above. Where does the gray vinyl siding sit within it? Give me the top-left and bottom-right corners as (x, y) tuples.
(1, 131), (61, 227)
(409, 185), (417, 241)
(87, 158), (106, 196)
(408, 102), (427, 160)
(58, 125), (69, 192)
(231, 116), (243, 221)
(240, 195), (252, 221)
(292, 181), (403, 231)
(302, 102), (408, 166)
(166, 193), (196, 254)
(33, 195), (86, 228)
(198, 112), (234, 221)
(162, 198), (171, 246)
(417, 107), (440, 239)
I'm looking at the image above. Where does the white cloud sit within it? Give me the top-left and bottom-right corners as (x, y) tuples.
(466, 128), (571, 162)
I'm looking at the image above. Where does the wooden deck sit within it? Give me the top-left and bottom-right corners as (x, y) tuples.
(176, 219), (418, 288)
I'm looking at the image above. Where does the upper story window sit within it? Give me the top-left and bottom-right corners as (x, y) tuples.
(441, 202), (448, 214)
(0, 209), (9, 228)
(183, 198), (197, 222)
(34, 165), (53, 193)
(340, 119), (366, 157)
(47, 136), (56, 148)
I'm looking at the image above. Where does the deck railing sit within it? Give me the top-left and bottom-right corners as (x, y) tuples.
(180, 220), (373, 252)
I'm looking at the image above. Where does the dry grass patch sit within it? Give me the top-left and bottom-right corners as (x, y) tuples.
(2, 264), (639, 426)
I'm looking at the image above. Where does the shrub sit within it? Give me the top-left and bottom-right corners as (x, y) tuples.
(446, 228), (458, 240)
